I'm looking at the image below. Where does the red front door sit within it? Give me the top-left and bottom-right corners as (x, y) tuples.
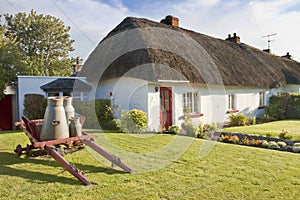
(160, 87), (172, 130)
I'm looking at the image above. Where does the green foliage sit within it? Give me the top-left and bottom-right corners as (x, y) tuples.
(73, 99), (118, 130)
(268, 141), (280, 150)
(219, 135), (239, 144)
(23, 94), (47, 119)
(277, 141), (287, 148)
(115, 109), (148, 133)
(286, 94), (300, 119)
(266, 131), (273, 138)
(195, 122), (218, 138)
(229, 113), (247, 126)
(278, 129), (293, 140)
(265, 95), (285, 120)
(168, 125), (179, 134)
(261, 140), (269, 148)
(0, 20), (26, 99)
(2, 9), (74, 76)
(292, 143), (300, 153)
(247, 116), (256, 125)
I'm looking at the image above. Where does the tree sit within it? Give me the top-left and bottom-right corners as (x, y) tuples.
(0, 18), (26, 99)
(3, 9), (74, 76)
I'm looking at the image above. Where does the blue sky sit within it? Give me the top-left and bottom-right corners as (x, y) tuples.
(1, 0), (300, 61)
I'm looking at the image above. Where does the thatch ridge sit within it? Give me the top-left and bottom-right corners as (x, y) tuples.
(81, 16), (300, 88)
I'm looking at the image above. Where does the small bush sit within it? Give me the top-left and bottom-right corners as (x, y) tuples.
(266, 131), (273, 138)
(229, 113), (247, 126)
(247, 116), (256, 125)
(268, 141), (280, 150)
(195, 122), (205, 138)
(23, 94), (47, 119)
(220, 135), (239, 144)
(168, 125), (179, 134)
(265, 95), (285, 120)
(278, 129), (293, 140)
(73, 99), (118, 130)
(183, 123), (196, 137)
(115, 109), (148, 133)
(261, 140), (269, 148)
(277, 141), (287, 148)
(292, 146), (300, 153)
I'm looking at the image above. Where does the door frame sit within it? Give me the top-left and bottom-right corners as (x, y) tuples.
(159, 87), (173, 130)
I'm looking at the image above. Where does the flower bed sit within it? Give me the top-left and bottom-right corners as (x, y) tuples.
(215, 131), (300, 153)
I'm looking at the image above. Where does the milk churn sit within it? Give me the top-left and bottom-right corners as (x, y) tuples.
(69, 117), (82, 137)
(40, 97), (69, 141)
(63, 96), (75, 124)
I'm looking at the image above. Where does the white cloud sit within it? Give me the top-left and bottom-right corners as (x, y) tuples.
(0, 0), (131, 60)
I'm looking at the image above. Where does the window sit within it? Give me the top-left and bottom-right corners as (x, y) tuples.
(228, 94), (235, 110)
(63, 92), (71, 96)
(47, 92), (59, 97)
(259, 92), (266, 106)
(183, 92), (199, 113)
(72, 91), (81, 100)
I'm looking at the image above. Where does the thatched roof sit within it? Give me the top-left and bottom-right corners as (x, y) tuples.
(80, 17), (300, 88)
(40, 78), (92, 92)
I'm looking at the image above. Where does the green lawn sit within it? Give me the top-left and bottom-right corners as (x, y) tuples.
(0, 130), (300, 199)
(222, 120), (300, 140)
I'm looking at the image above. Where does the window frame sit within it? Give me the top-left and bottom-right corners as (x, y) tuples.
(259, 91), (266, 107)
(183, 91), (199, 114)
(228, 94), (235, 110)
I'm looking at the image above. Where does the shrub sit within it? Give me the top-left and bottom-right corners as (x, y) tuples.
(266, 131), (273, 138)
(261, 140), (269, 148)
(195, 122), (205, 138)
(220, 135), (239, 144)
(184, 122), (196, 137)
(229, 113), (247, 126)
(73, 99), (118, 130)
(23, 94), (47, 119)
(277, 141), (287, 148)
(247, 116), (256, 125)
(265, 95), (285, 120)
(268, 141), (280, 150)
(115, 109), (148, 133)
(278, 129), (293, 140)
(168, 125), (179, 134)
(292, 143), (300, 153)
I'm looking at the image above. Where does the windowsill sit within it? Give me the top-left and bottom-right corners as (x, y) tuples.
(179, 113), (203, 120)
(258, 106), (265, 109)
(226, 109), (239, 114)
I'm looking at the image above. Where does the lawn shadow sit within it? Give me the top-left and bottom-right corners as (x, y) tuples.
(0, 151), (126, 186)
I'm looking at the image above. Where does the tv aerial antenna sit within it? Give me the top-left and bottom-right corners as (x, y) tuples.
(262, 33), (277, 49)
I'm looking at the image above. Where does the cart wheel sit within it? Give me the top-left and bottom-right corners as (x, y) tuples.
(16, 144), (23, 157)
(26, 144), (31, 157)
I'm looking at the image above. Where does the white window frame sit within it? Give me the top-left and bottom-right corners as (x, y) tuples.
(259, 91), (266, 106)
(183, 92), (199, 113)
(228, 94), (235, 110)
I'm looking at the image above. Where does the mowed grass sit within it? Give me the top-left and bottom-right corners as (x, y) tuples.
(222, 120), (300, 140)
(0, 130), (300, 200)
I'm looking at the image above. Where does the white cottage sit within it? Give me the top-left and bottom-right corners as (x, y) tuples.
(79, 16), (300, 132)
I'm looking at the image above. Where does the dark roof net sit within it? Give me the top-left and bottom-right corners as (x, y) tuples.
(40, 78), (92, 92)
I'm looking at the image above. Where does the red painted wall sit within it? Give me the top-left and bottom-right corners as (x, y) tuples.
(0, 95), (13, 130)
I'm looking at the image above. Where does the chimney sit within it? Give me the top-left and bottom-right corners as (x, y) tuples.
(225, 32), (240, 44)
(263, 49), (272, 54)
(281, 52), (292, 59)
(160, 15), (179, 27)
(72, 56), (83, 75)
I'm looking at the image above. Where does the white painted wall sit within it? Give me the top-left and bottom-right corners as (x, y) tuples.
(96, 77), (148, 119)
(93, 75), (300, 131)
